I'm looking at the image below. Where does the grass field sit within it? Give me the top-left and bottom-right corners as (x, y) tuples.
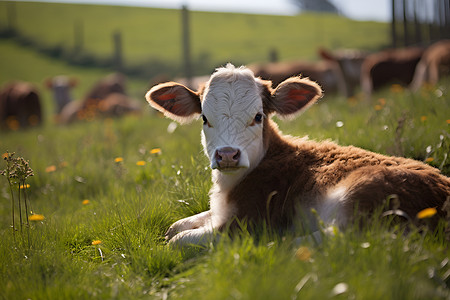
(1, 41), (450, 298)
(1, 3), (450, 299)
(0, 1), (390, 77)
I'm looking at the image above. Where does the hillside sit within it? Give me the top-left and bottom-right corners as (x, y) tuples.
(0, 1), (390, 78)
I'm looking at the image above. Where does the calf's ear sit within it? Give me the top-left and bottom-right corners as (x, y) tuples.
(269, 77), (322, 119)
(146, 82), (202, 124)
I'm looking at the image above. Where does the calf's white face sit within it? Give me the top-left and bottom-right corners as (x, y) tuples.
(145, 64), (322, 181)
(200, 67), (265, 174)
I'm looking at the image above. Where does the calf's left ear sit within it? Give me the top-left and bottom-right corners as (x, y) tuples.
(268, 77), (322, 119)
(146, 82), (202, 124)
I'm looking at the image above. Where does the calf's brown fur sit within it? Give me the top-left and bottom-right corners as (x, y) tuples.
(147, 65), (449, 246)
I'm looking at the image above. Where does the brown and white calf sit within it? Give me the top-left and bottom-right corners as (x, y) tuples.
(146, 64), (450, 246)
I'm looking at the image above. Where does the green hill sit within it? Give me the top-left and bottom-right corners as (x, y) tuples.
(0, 1), (390, 78)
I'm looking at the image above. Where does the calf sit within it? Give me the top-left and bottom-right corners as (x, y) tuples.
(0, 81), (42, 130)
(45, 75), (77, 114)
(249, 60), (346, 95)
(361, 47), (424, 99)
(146, 64), (449, 247)
(58, 73), (140, 123)
(410, 40), (450, 91)
(319, 48), (367, 98)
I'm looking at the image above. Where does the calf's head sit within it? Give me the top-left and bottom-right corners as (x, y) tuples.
(146, 64), (322, 176)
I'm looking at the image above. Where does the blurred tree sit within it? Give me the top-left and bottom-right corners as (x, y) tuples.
(290, 0), (339, 14)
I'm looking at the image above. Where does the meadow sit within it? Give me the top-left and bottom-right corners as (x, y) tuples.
(1, 3), (450, 299)
(0, 1), (390, 78)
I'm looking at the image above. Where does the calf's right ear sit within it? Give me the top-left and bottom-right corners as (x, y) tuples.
(145, 82), (202, 124)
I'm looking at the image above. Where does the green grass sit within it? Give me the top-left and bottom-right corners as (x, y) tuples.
(1, 70), (449, 299)
(0, 6), (449, 299)
(0, 1), (390, 75)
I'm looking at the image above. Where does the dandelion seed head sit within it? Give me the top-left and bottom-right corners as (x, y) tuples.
(360, 242), (370, 249)
(331, 283), (349, 296)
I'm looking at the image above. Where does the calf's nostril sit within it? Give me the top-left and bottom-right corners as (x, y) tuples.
(233, 150), (240, 161)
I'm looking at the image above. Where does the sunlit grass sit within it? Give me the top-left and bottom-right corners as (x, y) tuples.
(0, 75), (449, 299)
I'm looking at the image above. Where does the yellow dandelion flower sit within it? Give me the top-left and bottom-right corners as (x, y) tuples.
(374, 105), (383, 111)
(390, 84), (403, 93)
(92, 240), (102, 245)
(425, 157), (434, 163)
(378, 98), (386, 106)
(136, 161), (146, 166)
(28, 214), (45, 221)
(2, 152), (9, 159)
(446, 119), (450, 124)
(59, 161), (68, 168)
(6, 116), (20, 131)
(82, 199), (90, 205)
(114, 157), (124, 163)
(45, 165), (57, 173)
(150, 148), (162, 155)
(420, 116), (427, 122)
(295, 246), (312, 261)
(19, 184), (30, 189)
(417, 207), (437, 219)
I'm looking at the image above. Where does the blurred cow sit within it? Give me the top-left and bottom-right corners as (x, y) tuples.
(248, 60), (346, 95)
(319, 48), (367, 98)
(58, 73), (141, 124)
(0, 81), (42, 130)
(45, 76), (77, 114)
(410, 40), (450, 91)
(361, 47), (424, 99)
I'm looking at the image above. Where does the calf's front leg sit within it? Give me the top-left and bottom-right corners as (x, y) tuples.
(165, 210), (212, 241)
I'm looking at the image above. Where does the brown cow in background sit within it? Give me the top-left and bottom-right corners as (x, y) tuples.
(0, 81), (42, 130)
(248, 60), (347, 95)
(410, 40), (450, 91)
(361, 46), (424, 99)
(57, 73), (141, 124)
(319, 48), (367, 98)
(45, 75), (77, 114)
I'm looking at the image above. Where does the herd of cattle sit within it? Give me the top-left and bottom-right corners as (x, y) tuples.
(1, 39), (449, 131)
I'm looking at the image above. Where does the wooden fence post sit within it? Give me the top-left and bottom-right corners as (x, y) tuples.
(113, 30), (123, 72)
(391, 0), (397, 48)
(402, 0), (409, 46)
(74, 20), (83, 53)
(181, 5), (192, 87)
(6, 2), (17, 33)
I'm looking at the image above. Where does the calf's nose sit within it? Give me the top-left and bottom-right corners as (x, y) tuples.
(215, 147), (241, 169)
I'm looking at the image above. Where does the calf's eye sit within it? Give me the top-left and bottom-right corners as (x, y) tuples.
(254, 113), (263, 124)
(202, 115), (212, 127)
(249, 113), (264, 126)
